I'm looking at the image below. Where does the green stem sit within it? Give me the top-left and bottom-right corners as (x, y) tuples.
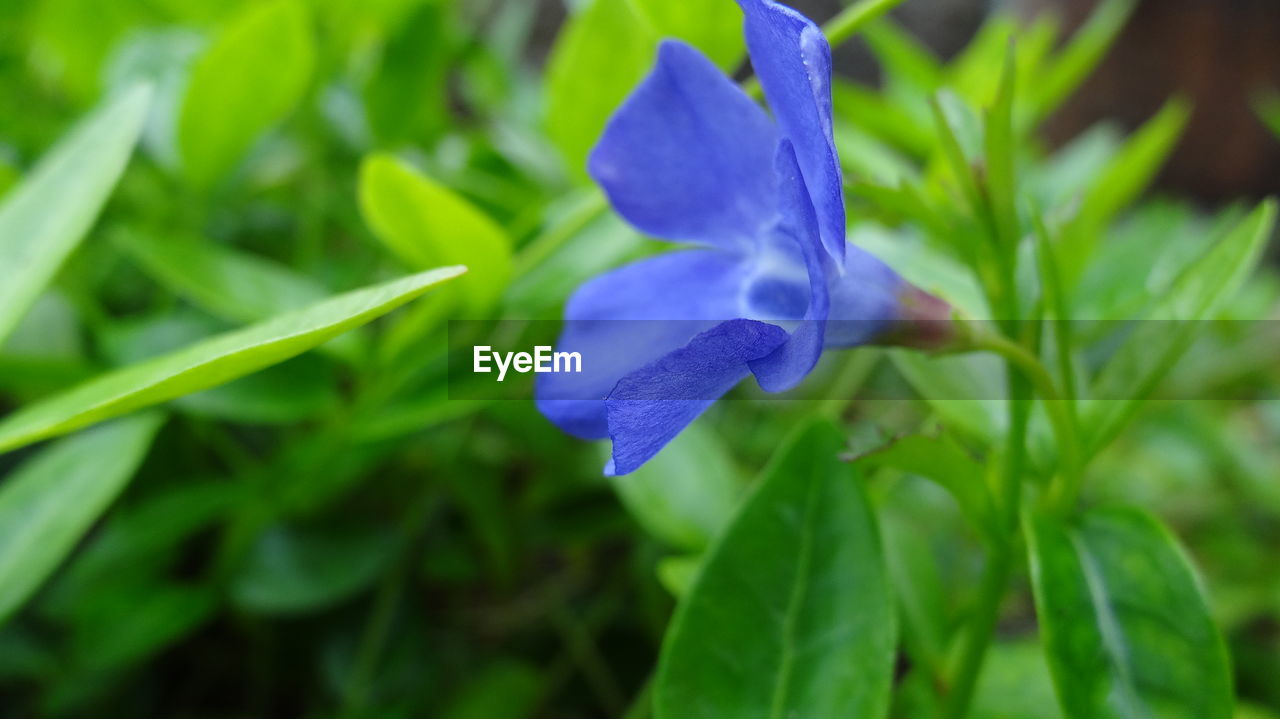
(512, 189), (609, 278)
(822, 0), (907, 47)
(943, 540), (1013, 719)
(972, 329), (1085, 500)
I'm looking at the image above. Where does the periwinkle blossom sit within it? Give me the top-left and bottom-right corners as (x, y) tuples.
(537, 0), (952, 475)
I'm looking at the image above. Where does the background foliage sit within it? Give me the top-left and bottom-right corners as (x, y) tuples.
(0, 0), (1278, 717)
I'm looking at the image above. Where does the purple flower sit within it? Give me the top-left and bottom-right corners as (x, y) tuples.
(537, 0), (950, 475)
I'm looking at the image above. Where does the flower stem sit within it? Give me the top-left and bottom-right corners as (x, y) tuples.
(972, 328), (1085, 502)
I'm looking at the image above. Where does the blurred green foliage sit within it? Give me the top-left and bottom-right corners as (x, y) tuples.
(0, 0), (1277, 717)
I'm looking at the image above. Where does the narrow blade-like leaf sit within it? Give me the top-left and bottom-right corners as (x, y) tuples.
(0, 266), (465, 454)
(0, 85), (150, 347)
(0, 413), (164, 625)
(115, 229), (364, 362)
(1086, 201), (1276, 453)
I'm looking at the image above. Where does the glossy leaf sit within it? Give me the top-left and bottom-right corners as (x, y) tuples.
(605, 421), (743, 552)
(359, 154), (512, 312)
(0, 266), (465, 454)
(545, 0), (657, 181)
(0, 85), (150, 348)
(178, 0), (316, 187)
(1026, 506), (1233, 719)
(655, 421), (895, 719)
(0, 413), (164, 625)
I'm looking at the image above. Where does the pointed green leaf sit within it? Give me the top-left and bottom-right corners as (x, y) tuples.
(1026, 506), (1233, 719)
(0, 413), (164, 625)
(604, 421), (743, 551)
(1059, 99), (1191, 280)
(359, 154), (512, 312)
(655, 421), (895, 719)
(1030, 0), (1136, 120)
(984, 45), (1020, 249)
(178, 0), (316, 187)
(0, 266), (465, 454)
(114, 229), (364, 363)
(1086, 201), (1276, 453)
(863, 20), (944, 95)
(545, 0), (657, 181)
(856, 434), (995, 538)
(0, 85), (150, 348)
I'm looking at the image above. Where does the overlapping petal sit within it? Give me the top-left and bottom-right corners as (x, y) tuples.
(588, 40), (779, 252)
(748, 140), (830, 391)
(737, 0), (846, 263)
(535, 249), (753, 439)
(603, 319), (788, 475)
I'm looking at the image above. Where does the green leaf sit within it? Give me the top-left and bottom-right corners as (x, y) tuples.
(971, 642), (1063, 719)
(880, 511), (950, 676)
(114, 229), (364, 363)
(856, 434), (995, 538)
(69, 581), (216, 672)
(178, 0), (316, 187)
(656, 555), (701, 598)
(1030, 0), (1136, 120)
(984, 46), (1019, 249)
(1058, 99), (1191, 280)
(630, 0), (744, 70)
(98, 310), (341, 425)
(362, 1), (451, 145)
(1085, 201), (1276, 454)
(229, 525), (397, 614)
(441, 661), (544, 719)
(891, 350), (1007, 445)
(0, 266), (465, 454)
(0, 414), (164, 625)
(0, 85), (150, 349)
(655, 421), (895, 719)
(604, 421), (743, 552)
(359, 154), (512, 313)
(1255, 91), (1280, 140)
(1026, 506), (1233, 719)
(44, 480), (238, 615)
(863, 20), (944, 95)
(545, 0), (657, 181)
(832, 80), (933, 158)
